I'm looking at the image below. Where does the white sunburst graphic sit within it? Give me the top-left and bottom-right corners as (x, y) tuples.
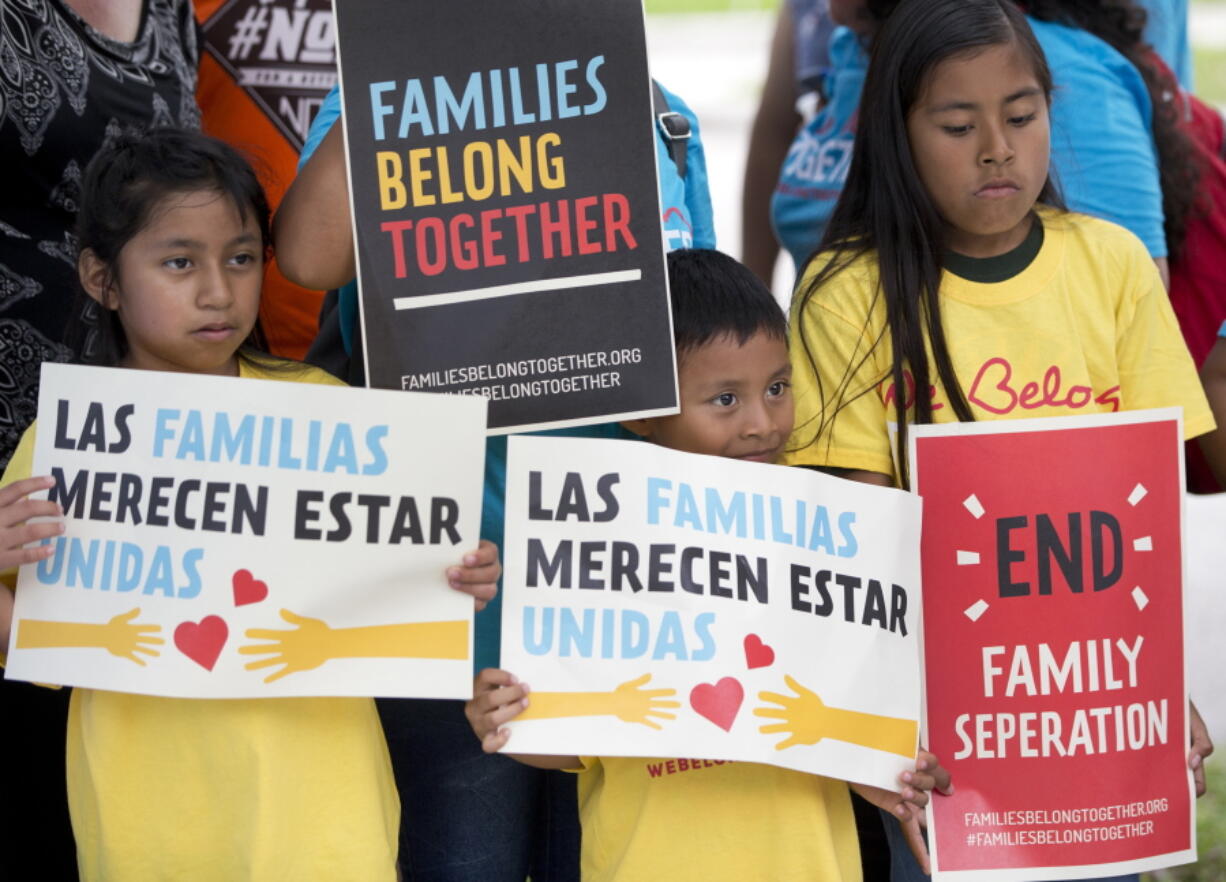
(1127, 483), (1150, 610)
(955, 481), (1155, 621)
(958, 494), (990, 621)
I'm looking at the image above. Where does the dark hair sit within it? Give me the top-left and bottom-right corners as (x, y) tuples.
(1025, 0), (1200, 260)
(667, 249), (787, 360)
(794, 0), (1060, 487)
(66, 127), (273, 366)
(867, 0), (1198, 260)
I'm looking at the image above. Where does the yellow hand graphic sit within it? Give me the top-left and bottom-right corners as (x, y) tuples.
(241, 610), (336, 682)
(16, 608), (163, 666)
(97, 608), (165, 665)
(754, 674), (917, 757)
(518, 674), (681, 730)
(607, 674), (682, 729)
(240, 609), (469, 683)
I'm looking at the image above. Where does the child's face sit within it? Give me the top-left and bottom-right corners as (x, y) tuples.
(628, 331), (793, 463)
(905, 40), (1050, 258)
(96, 190), (263, 376)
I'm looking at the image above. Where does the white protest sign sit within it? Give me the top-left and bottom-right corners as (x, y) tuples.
(6, 363), (487, 699)
(500, 435), (923, 790)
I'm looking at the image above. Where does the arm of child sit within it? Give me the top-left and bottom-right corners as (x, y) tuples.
(1197, 337), (1226, 489)
(0, 476), (65, 653)
(274, 121), (356, 292)
(445, 539), (500, 611)
(850, 749), (953, 875)
(465, 667), (580, 770)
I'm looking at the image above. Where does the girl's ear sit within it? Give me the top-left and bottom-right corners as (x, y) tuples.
(78, 248), (116, 309)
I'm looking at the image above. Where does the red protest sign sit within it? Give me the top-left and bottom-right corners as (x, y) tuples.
(910, 409), (1196, 881)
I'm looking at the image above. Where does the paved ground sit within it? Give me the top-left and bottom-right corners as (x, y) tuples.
(646, 9), (1226, 741)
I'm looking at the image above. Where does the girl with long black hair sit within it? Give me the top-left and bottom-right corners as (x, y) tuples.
(785, 1), (1214, 881)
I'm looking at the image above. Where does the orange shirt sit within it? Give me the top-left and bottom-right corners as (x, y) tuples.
(194, 0), (337, 360)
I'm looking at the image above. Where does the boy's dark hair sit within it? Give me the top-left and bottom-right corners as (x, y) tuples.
(667, 249), (787, 360)
(66, 127), (274, 366)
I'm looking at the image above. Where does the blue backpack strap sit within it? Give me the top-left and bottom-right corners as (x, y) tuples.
(652, 79), (690, 180)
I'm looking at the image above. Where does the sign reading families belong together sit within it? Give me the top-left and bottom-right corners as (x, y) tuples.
(6, 364), (487, 700)
(334, 0), (677, 432)
(499, 436), (923, 791)
(910, 411), (1197, 881)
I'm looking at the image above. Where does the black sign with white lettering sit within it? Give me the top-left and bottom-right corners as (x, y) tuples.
(333, 0), (677, 432)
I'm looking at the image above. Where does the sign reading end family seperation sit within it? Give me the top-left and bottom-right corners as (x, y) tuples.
(911, 409), (1197, 881)
(5, 363), (487, 700)
(498, 435), (923, 791)
(333, 0), (677, 434)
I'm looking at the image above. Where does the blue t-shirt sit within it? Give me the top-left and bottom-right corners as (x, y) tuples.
(298, 83), (714, 670)
(770, 17), (1167, 268)
(772, 26), (866, 270)
(1033, 17), (1166, 258)
(1137, 0), (1192, 88)
(655, 83), (716, 252)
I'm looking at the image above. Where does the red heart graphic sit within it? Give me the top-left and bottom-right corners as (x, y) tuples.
(232, 569), (268, 607)
(174, 616), (228, 671)
(689, 677), (744, 732)
(743, 634), (775, 669)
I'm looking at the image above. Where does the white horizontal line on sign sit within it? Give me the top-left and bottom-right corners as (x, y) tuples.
(393, 269), (643, 310)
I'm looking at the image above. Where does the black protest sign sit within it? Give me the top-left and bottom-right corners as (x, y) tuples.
(334, 0), (677, 432)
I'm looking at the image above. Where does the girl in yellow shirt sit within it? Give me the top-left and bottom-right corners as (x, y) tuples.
(0, 128), (500, 882)
(786, 1), (1213, 880)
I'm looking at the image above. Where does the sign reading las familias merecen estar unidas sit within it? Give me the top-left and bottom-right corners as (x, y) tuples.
(334, 0), (677, 433)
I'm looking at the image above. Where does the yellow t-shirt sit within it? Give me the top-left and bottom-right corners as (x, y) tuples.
(576, 756), (862, 882)
(786, 211), (1215, 477)
(1, 359), (399, 882)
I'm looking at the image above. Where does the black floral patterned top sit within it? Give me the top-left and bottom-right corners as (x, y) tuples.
(0, 0), (200, 467)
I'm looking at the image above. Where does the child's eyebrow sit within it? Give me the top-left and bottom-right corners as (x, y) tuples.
(927, 87), (1042, 114)
(153, 233), (260, 249)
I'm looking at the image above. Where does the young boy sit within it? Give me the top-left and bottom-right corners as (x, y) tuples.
(465, 249), (948, 882)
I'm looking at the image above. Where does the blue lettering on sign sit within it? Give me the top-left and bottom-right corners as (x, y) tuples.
(36, 538), (205, 599)
(643, 477), (860, 557)
(521, 606), (717, 661)
(150, 409), (390, 475)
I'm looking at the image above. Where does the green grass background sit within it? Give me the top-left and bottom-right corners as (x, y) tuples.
(1143, 763), (1226, 881)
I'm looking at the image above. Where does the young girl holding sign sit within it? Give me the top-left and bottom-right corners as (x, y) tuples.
(786, 1), (1214, 880)
(0, 128), (499, 881)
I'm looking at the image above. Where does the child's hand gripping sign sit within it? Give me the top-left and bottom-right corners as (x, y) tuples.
(497, 435), (923, 792)
(5, 363), (487, 699)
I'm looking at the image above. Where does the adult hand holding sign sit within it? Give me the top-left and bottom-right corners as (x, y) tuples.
(16, 607), (164, 665)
